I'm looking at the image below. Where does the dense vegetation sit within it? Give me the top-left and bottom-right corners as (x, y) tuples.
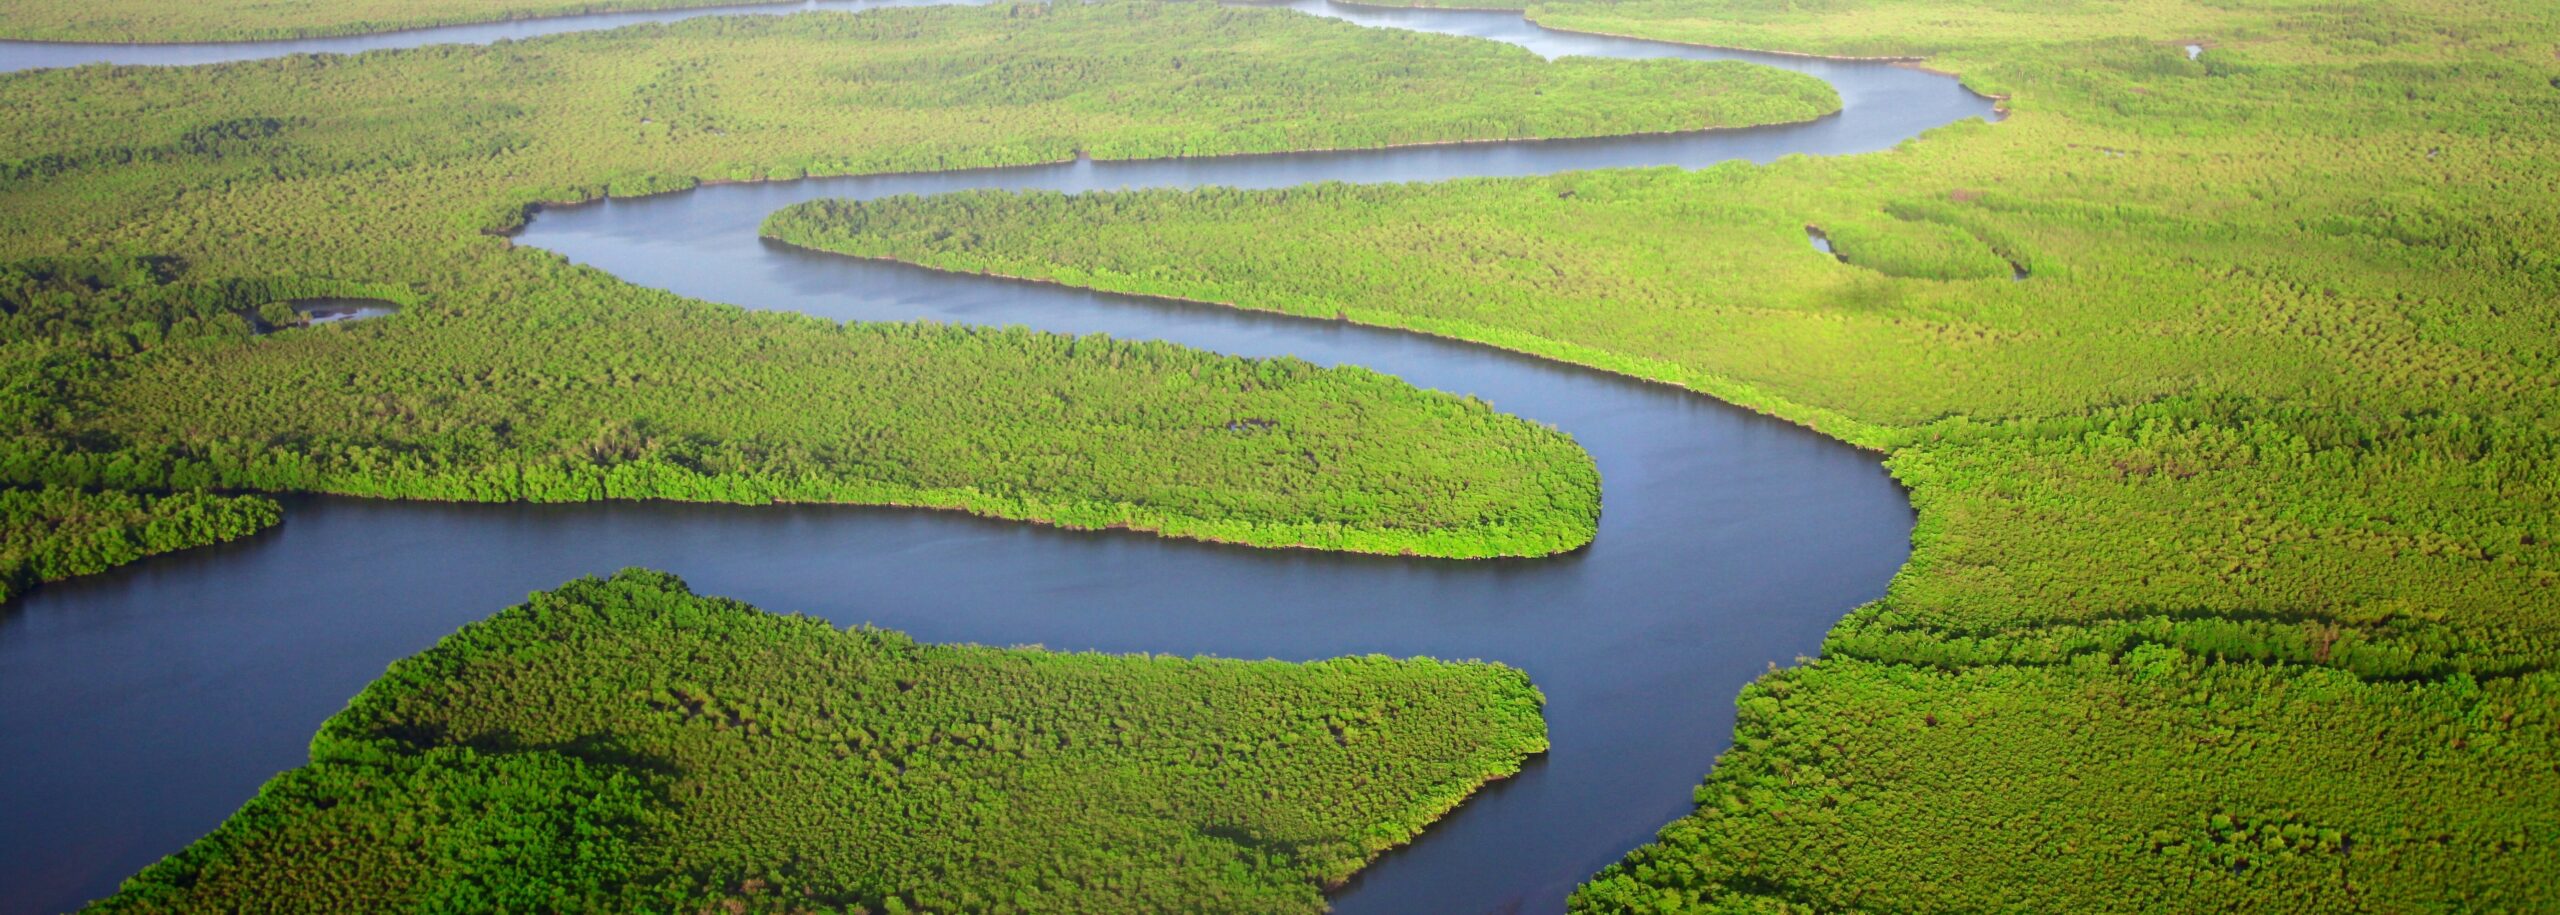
(0, 0), (1852, 586)
(1, 251), (1600, 560)
(0, 485), (278, 602)
(0, 0), (787, 43)
(774, 0), (2560, 907)
(94, 569), (1549, 912)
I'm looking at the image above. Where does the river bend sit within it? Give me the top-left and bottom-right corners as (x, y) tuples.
(0, 3), (1994, 912)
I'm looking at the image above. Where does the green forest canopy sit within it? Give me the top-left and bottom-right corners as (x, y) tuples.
(0, 1), (1841, 590)
(0, 0), (815, 42)
(0, 485), (278, 603)
(93, 569), (1550, 913)
(764, 0), (2560, 908)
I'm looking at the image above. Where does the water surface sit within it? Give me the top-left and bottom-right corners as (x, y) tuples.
(0, 3), (1995, 912)
(293, 297), (401, 324)
(0, 0), (988, 71)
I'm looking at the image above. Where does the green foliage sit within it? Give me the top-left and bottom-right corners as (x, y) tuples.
(1, 0), (854, 42)
(93, 569), (1550, 913)
(0, 254), (1600, 558)
(1814, 208), (2015, 281)
(98, 747), (655, 914)
(0, 485), (279, 602)
(767, 0), (2560, 907)
(0, 1), (1844, 558)
(1570, 655), (2559, 913)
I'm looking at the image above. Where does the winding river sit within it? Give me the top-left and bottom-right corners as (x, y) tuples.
(0, 4), (1995, 912)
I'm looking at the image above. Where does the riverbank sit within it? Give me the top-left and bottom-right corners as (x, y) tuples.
(765, 0), (2560, 909)
(89, 569), (1552, 913)
(0, 5), (1919, 912)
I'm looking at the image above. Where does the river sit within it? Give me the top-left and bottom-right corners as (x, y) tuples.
(0, 3), (1995, 912)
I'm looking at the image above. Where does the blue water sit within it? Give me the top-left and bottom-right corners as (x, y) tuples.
(0, 3), (1995, 911)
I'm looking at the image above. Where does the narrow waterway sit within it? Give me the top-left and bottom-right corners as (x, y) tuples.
(0, 3), (1996, 912)
(0, 0), (992, 71)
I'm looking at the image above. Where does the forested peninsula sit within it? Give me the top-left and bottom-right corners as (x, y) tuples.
(92, 569), (1550, 913)
(0, 2), (1844, 599)
(765, 0), (2560, 908)
(0, 485), (278, 603)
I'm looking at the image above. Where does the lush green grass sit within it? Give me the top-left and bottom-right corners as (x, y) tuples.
(0, 1), (1847, 576)
(92, 569), (1549, 913)
(0, 0), (785, 43)
(760, 0), (2560, 907)
(0, 484), (279, 602)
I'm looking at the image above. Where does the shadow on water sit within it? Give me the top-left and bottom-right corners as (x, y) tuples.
(0, 2), (1999, 912)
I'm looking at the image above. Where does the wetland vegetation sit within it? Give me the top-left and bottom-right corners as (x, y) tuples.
(0, 0), (1852, 593)
(0, 0), (842, 43)
(0, 5), (1863, 908)
(766, 0), (2560, 908)
(5, 0), (2553, 910)
(91, 569), (1549, 913)
(0, 485), (278, 603)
